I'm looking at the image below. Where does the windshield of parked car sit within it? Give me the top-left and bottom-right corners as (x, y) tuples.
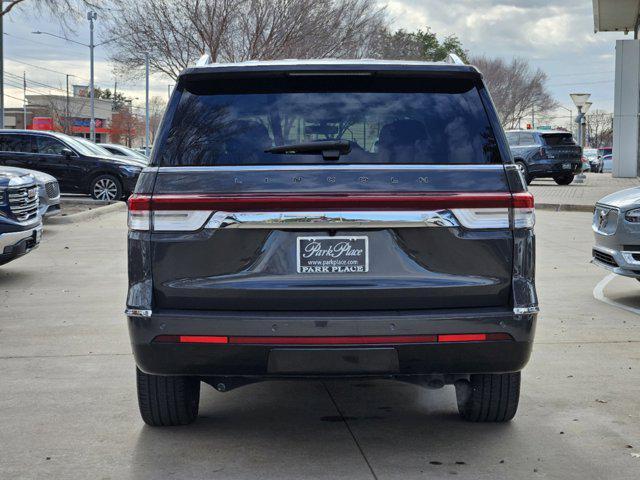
(60, 136), (100, 156)
(157, 76), (501, 166)
(72, 137), (113, 156)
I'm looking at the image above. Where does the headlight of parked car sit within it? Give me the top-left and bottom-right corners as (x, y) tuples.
(0, 188), (6, 206)
(624, 208), (640, 223)
(118, 165), (142, 175)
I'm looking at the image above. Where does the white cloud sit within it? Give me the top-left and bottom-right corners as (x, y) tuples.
(379, 0), (625, 111)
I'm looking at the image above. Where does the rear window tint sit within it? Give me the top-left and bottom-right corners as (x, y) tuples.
(542, 133), (575, 146)
(156, 76), (501, 166)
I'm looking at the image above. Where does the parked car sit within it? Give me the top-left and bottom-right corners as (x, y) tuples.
(100, 143), (149, 162)
(0, 168), (42, 265)
(592, 187), (640, 279)
(598, 146), (612, 159)
(72, 136), (115, 157)
(584, 148), (602, 172)
(126, 58), (538, 426)
(506, 129), (582, 185)
(0, 130), (146, 200)
(0, 166), (60, 217)
(602, 154), (613, 173)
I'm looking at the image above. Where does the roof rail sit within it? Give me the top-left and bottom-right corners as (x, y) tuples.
(445, 53), (465, 65)
(195, 54), (211, 67)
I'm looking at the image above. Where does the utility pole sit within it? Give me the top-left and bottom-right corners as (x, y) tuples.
(145, 51), (150, 155)
(531, 105), (535, 129)
(22, 71), (26, 128)
(1, 11), (4, 129)
(66, 75), (70, 134)
(88, 10), (97, 142)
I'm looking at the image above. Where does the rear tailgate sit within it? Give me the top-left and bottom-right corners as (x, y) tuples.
(145, 166), (515, 311)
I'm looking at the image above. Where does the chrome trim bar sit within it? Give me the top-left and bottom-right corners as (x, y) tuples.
(125, 308), (152, 317)
(513, 306), (539, 315)
(156, 164), (506, 173)
(204, 210), (459, 230)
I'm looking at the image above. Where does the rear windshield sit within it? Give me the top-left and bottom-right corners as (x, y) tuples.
(542, 133), (575, 146)
(156, 76), (501, 166)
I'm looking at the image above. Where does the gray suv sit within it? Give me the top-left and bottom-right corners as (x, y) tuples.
(592, 187), (640, 278)
(126, 59), (538, 426)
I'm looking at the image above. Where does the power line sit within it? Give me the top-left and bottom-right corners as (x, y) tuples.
(4, 55), (87, 81)
(548, 79), (615, 87)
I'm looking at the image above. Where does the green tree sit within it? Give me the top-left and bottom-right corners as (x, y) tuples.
(373, 28), (468, 63)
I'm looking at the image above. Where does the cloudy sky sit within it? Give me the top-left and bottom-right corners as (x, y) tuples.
(2, 0), (628, 124)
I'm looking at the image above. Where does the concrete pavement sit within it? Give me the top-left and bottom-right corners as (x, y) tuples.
(529, 173), (640, 211)
(1, 209), (639, 479)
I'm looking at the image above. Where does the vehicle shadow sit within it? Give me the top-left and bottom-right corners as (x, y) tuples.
(129, 379), (525, 480)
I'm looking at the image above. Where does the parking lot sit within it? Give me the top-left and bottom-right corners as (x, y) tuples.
(1, 207), (639, 479)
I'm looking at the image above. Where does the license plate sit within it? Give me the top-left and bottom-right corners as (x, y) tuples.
(562, 163), (571, 169)
(297, 236), (368, 273)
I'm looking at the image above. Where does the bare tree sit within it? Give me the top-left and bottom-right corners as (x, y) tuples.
(105, 0), (387, 80)
(1, 1), (103, 24)
(148, 96), (167, 143)
(587, 110), (613, 148)
(471, 56), (557, 129)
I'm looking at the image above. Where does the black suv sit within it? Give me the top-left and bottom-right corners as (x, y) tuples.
(506, 129), (582, 185)
(0, 130), (146, 200)
(126, 59), (538, 426)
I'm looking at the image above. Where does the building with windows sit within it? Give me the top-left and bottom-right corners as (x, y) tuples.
(592, 0), (640, 177)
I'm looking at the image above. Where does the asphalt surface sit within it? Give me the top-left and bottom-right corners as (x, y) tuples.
(1, 207), (639, 479)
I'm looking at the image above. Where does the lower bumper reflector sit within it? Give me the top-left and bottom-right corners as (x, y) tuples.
(153, 333), (513, 345)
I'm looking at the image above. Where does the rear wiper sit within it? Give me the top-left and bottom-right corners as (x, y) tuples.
(265, 140), (351, 160)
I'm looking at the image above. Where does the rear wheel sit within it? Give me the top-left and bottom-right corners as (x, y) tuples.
(136, 367), (200, 426)
(553, 174), (574, 185)
(455, 372), (520, 422)
(515, 161), (531, 185)
(90, 174), (122, 201)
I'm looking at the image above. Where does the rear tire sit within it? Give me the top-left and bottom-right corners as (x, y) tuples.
(553, 174), (574, 185)
(136, 367), (200, 426)
(455, 372), (521, 422)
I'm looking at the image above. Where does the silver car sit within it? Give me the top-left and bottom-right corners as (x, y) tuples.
(0, 166), (61, 217)
(592, 186), (640, 278)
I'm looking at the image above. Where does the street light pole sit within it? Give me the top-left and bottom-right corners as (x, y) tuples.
(1, 11), (4, 129)
(88, 10), (97, 142)
(145, 51), (150, 156)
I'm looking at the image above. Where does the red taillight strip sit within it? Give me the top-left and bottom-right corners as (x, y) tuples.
(129, 192), (534, 212)
(152, 333), (513, 345)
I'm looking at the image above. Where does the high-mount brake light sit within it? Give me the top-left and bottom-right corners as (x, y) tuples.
(127, 192), (535, 231)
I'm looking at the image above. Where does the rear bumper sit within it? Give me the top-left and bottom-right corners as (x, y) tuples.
(127, 308), (536, 376)
(529, 160), (581, 177)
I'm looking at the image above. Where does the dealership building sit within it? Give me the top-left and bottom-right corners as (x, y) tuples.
(593, 0), (640, 177)
(3, 88), (113, 143)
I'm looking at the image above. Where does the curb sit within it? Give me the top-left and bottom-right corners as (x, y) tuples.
(535, 203), (594, 213)
(47, 201), (126, 224)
